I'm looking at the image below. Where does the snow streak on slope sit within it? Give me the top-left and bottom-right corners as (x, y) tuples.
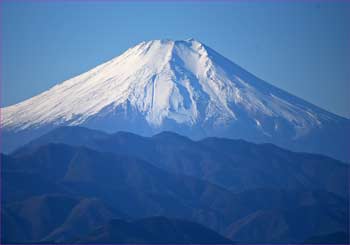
(2, 39), (338, 142)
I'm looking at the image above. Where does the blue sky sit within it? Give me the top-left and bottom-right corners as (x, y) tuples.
(1, 1), (349, 118)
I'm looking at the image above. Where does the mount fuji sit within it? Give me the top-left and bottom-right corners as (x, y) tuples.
(2, 39), (349, 161)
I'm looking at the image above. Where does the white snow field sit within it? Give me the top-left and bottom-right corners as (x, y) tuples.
(2, 39), (349, 161)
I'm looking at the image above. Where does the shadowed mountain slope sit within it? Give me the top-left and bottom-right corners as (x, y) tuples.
(2, 129), (349, 243)
(16, 126), (349, 198)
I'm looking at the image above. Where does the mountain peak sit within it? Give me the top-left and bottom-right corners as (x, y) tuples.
(140, 38), (201, 45)
(185, 37), (197, 42)
(2, 38), (349, 161)
(4, 37), (327, 130)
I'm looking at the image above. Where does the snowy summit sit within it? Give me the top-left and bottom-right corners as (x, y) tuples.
(2, 39), (349, 161)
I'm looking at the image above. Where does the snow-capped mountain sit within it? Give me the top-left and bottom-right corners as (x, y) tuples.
(2, 39), (349, 161)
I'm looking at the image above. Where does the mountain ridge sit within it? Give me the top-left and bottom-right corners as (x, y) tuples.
(2, 129), (348, 243)
(2, 39), (349, 161)
(13, 126), (349, 198)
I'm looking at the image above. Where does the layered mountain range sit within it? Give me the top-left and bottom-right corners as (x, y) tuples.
(2, 126), (349, 243)
(2, 39), (349, 243)
(2, 39), (349, 161)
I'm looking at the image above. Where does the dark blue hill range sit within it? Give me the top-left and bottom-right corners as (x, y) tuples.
(2, 126), (349, 244)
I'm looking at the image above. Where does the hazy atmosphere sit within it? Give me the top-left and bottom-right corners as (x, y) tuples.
(1, 1), (349, 118)
(2, 2), (349, 244)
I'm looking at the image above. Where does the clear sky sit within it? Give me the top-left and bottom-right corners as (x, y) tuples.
(1, 1), (349, 118)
